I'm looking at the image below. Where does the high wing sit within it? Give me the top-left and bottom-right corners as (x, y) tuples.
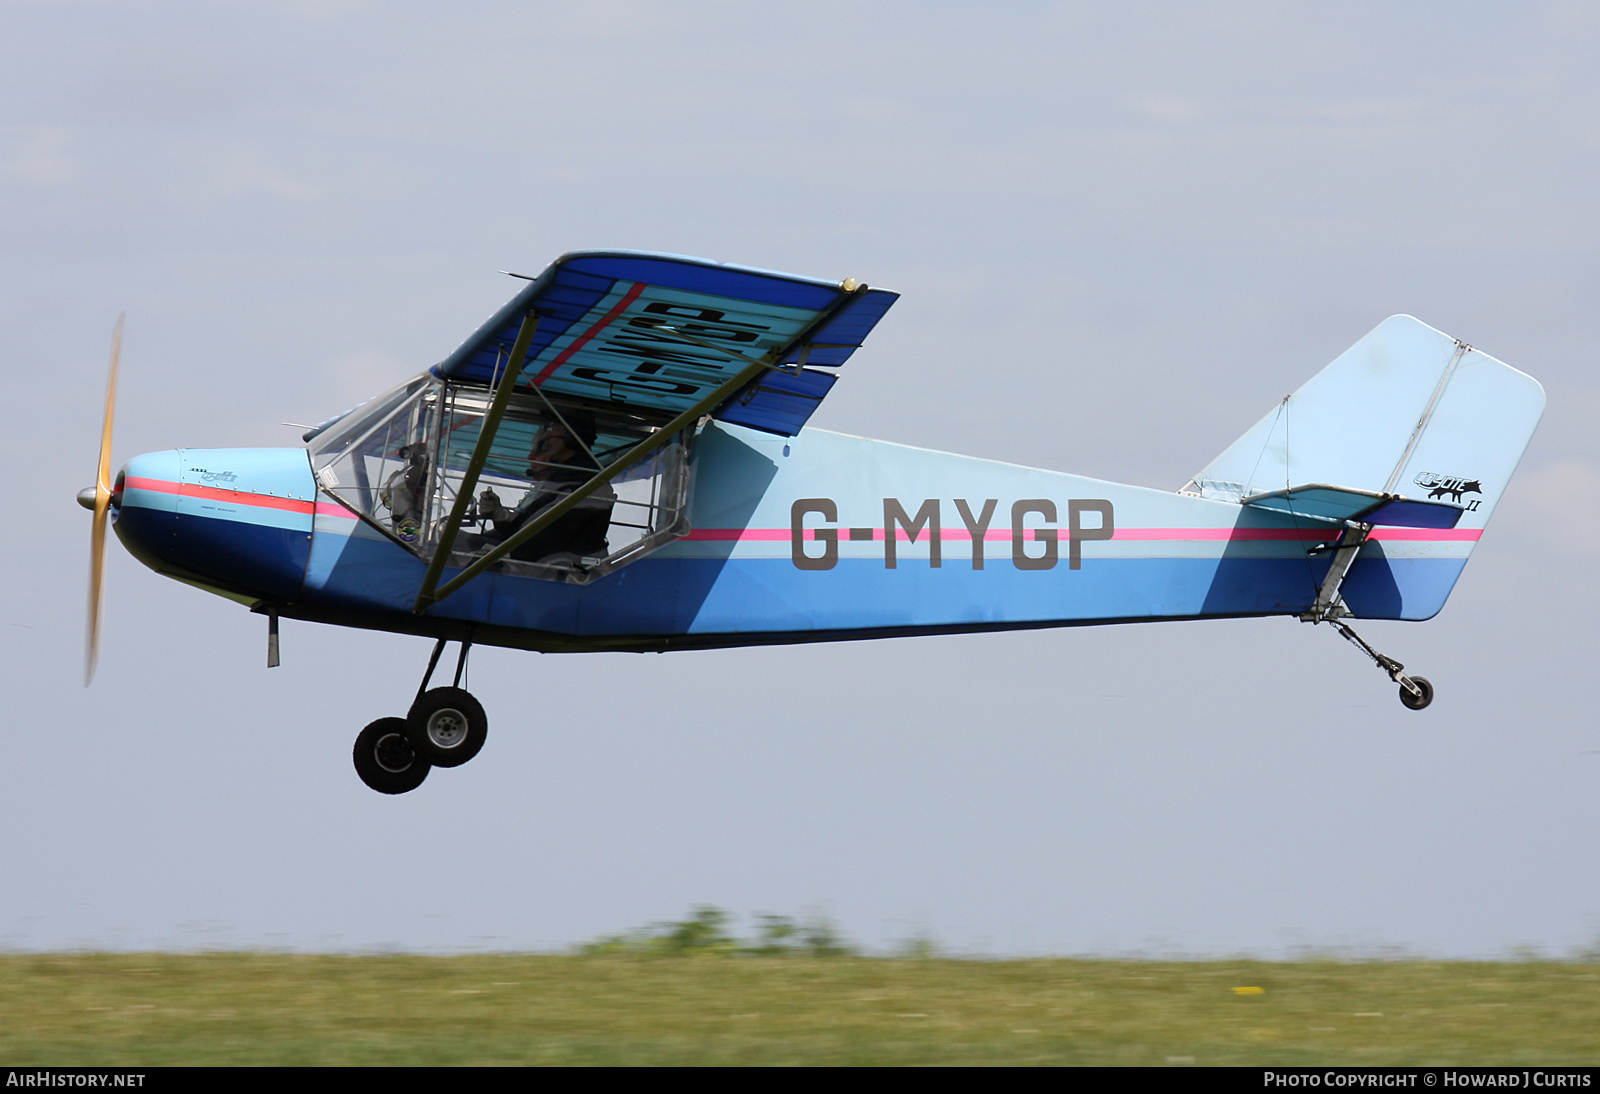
(413, 252), (896, 612)
(433, 250), (899, 437)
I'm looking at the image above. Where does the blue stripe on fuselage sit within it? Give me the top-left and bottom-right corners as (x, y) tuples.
(298, 519), (1467, 638)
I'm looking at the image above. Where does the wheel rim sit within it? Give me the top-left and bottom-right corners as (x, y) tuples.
(374, 731), (415, 773)
(425, 708), (469, 750)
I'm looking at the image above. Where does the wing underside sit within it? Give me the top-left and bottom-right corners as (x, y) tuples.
(432, 251), (898, 436)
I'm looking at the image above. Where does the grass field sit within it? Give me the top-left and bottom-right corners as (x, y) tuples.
(3, 953), (1600, 1065)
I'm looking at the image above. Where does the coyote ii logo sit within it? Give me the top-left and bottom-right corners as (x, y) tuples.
(1413, 472), (1483, 509)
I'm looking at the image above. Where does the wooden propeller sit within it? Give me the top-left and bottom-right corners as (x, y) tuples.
(85, 314), (122, 687)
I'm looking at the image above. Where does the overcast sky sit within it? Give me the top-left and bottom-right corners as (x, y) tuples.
(3, 1), (1597, 956)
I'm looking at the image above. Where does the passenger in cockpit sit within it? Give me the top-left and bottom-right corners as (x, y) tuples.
(466, 412), (615, 565)
(380, 443), (429, 543)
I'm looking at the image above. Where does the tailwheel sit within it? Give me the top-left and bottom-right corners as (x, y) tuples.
(406, 687), (488, 768)
(1399, 675), (1434, 711)
(1321, 619), (1436, 712)
(354, 717), (430, 794)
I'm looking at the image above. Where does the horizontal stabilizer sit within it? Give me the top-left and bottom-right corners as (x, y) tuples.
(1242, 484), (1463, 529)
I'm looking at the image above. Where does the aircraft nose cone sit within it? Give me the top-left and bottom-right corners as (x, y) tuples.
(113, 448), (314, 602)
(79, 474), (126, 511)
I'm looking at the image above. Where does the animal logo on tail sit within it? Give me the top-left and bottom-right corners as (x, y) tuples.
(1414, 472), (1483, 505)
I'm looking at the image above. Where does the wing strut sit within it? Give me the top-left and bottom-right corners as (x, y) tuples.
(413, 311), (541, 612)
(413, 285), (873, 613)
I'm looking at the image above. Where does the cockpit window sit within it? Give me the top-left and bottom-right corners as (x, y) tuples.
(306, 374), (692, 583)
(307, 375), (438, 544)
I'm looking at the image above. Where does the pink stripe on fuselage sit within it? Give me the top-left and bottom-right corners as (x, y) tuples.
(683, 526), (1482, 543)
(125, 476), (315, 515)
(1369, 527), (1482, 540)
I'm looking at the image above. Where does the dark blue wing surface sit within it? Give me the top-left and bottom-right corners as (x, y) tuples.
(715, 367), (839, 436)
(432, 251), (897, 435)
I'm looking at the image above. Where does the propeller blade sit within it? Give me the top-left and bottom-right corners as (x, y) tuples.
(85, 314), (122, 687)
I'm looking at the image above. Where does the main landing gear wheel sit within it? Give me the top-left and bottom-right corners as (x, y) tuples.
(1399, 675), (1434, 711)
(406, 686), (488, 768)
(354, 717), (430, 794)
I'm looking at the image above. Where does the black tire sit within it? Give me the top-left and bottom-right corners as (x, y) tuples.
(354, 717), (430, 794)
(1399, 675), (1434, 711)
(406, 687), (488, 768)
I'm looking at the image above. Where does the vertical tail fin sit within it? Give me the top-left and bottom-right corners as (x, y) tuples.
(1185, 315), (1544, 619)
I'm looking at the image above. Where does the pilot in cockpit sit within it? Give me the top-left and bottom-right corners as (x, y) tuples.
(463, 411), (616, 565)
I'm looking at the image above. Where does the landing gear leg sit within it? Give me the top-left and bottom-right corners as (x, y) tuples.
(405, 637), (489, 768)
(1300, 521), (1434, 711)
(1327, 619), (1434, 711)
(349, 636), (488, 794)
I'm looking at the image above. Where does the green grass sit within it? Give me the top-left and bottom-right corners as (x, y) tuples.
(2, 952), (1598, 1065)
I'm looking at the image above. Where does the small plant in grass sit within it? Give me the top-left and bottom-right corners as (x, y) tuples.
(745, 913), (856, 957)
(580, 905), (738, 956)
(580, 906), (855, 957)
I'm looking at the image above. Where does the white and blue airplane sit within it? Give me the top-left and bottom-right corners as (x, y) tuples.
(81, 250), (1545, 793)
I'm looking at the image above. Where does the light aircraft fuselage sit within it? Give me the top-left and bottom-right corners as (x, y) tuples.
(83, 251), (1543, 792)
